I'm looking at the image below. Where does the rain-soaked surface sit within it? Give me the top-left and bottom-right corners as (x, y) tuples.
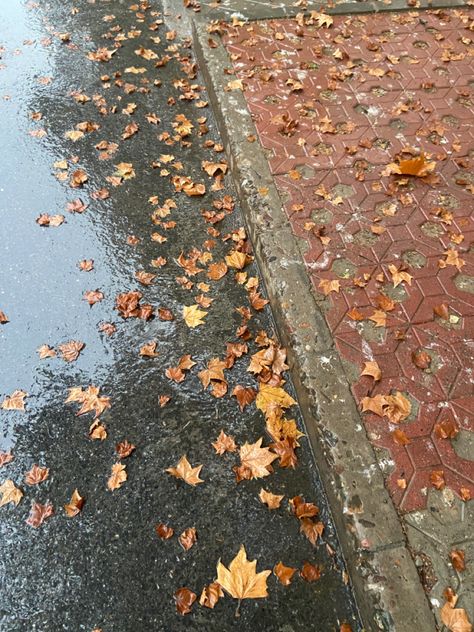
(0, 1), (360, 630)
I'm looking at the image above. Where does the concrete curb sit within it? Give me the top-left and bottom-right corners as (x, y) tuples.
(193, 19), (437, 632)
(197, 0), (467, 21)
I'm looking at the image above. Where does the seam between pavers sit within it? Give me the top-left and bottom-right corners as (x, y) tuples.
(192, 19), (438, 632)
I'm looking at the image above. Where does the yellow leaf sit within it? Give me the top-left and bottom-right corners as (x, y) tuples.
(217, 545), (271, 601)
(183, 304), (207, 328)
(256, 383), (296, 415)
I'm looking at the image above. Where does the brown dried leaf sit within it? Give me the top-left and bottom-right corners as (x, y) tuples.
(212, 430), (237, 455)
(107, 463), (127, 491)
(174, 588), (196, 615)
(156, 523), (174, 539)
(199, 582), (223, 608)
(259, 488), (284, 509)
(166, 455), (204, 486)
(64, 489), (85, 517)
(26, 502), (54, 528)
(274, 561), (297, 586)
(1, 390), (27, 411)
(179, 527), (197, 551)
(25, 464), (49, 486)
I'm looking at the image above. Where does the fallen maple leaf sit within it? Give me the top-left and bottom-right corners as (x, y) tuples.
(232, 385), (256, 411)
(83, 290), (104, 306)
(259, 488), (284, 509)
(174, 587), (196, 615)
(166, 455), (204, 486)
(212, 430), (237, 455)
(66, 385), (111, 418)
(26, 501), (54, 527)
(58, 340), (84, 362)
(274, 561), (297, 586)
(256, 383), (296, 415)
(107, 463), (127, 491)
(64, 489), (85, 517)
(25, 464), (49, 485)
(300, 518), (324, 545)
(139, 341), (159, 357)
(1, 390), (27, 411)
(318, 278), (340, 295)
(389, 153), (436, 177)
(183, 304), (207, 328)
(217, 545), (271, 614)
(235, 438), (277, 481)
(0, 479), (23, 507)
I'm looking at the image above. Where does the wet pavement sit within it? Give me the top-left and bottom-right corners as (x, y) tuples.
(222, 6), (474, 625)
(0, 1), (359, 630)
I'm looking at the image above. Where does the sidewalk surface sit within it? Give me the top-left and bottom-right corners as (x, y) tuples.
(0, 1), (359, 630)
(213, 4), (473, 628)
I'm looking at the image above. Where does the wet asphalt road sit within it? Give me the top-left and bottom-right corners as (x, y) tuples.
(0, 1), (359, 630)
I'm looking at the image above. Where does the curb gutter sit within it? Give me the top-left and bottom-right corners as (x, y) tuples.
(193, 19), (437, 632)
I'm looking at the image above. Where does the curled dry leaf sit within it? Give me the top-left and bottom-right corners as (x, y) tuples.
(107, 463), (127, 491)
(0, 479), (23, 507)
(166, 455), (204, 486)
(89, 421), (107, 440)
(450, 549), (466, 572)
(26, 501), (54, 528)
(199, 582), (223, 609)
(212, 430), (237, 455)
(179, 527), (197, 551)
(0, 310), (9, 324)
(259, 488), (284, 510)
(1, 390), (28, 411)
(156, 523), (174, 540)
(64, 489), (85, 517)
(25, 464), (49, 486)
(116, 440), (135, 459)
(412, 349), (432, 369)
(318, 278), (340, 295)
(435, 419), (459, 440)
(37, 344), (56, 359)
(274, 561), (297, 586)
(300, 561), (321, 582)
(174, 587), (197, 615)
(360, 361), (381, 381)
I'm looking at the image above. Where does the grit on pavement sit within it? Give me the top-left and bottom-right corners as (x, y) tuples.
(216, 5), (474, 628)
(0, 0), (361, 631)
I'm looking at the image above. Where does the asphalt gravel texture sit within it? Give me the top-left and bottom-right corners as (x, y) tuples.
(0, 1), (360, 630)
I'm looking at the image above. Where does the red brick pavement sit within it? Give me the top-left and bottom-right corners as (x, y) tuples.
(224, 8), (474, 511)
